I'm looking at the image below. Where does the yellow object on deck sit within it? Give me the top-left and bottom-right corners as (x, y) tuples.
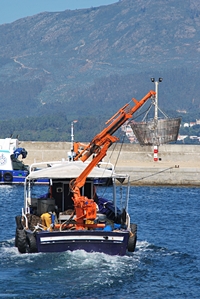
(85, 220), (94, 225)
(41, 212), (52, 230)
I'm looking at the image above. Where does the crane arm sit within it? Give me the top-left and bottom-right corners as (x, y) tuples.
(70, 90), (156, 229)
(74, 90), (156, 163)
(70, 138), (113, 193)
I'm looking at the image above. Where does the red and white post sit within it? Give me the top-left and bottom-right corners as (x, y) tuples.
(151, 77), (162, 162)
(154, 145), (158, 161)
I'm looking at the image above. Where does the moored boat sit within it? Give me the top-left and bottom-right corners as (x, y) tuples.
(0, 137), (29, 184)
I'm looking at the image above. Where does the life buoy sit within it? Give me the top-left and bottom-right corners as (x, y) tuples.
(3, 172), (13, 182)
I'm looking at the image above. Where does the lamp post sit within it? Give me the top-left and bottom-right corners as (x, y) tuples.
(70, 120), (78, 161)
(151, 77), (163, 161)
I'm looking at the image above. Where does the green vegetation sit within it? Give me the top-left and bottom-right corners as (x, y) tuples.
(0, 112), (199, 144)
(0, 114), (107, 142)
(0, 0), (199, 144)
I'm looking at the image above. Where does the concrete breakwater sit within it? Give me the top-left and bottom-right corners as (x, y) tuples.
(20, 142), (200, 186)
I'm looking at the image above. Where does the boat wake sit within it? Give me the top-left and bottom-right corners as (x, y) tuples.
(1, 238), (197, 299)
(0, 238), (184, 258)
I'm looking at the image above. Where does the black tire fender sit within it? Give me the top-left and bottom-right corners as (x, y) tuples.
(127, 234), (137, 252)
(127, 223), (137, 252)
(130, 223), (137, 234)
(26, 233), (38, 253)
(15, 228), (18, 247)
(16, 229), (27, 253)
(15, 215), (23, 230)
(3, 172), (13, 182)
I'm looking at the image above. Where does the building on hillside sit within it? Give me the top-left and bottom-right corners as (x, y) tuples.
(121, 123), (137, 143)
(196, 119), (200, 125)
(177, 135), (188, 141)
(190, 136), (200, 141)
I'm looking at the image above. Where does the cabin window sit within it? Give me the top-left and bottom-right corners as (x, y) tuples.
(51, 180), (94, 213)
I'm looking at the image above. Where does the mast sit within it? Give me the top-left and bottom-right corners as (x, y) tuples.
(70, 120), (77, 161)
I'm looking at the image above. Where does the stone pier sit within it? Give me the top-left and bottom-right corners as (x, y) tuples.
(20, 142), (200, 186)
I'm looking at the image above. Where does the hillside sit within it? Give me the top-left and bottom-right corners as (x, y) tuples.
(0, 0), (200, 141)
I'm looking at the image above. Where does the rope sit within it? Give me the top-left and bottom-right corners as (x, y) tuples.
(33, 223), (47, 232)
(96, 132), (126, 198)
(113, 133), (126, 170)
(129, 166), (174, 184)
(133, 103), (152, 121)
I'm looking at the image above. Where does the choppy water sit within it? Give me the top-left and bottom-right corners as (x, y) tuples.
(0, 185), (200, 298)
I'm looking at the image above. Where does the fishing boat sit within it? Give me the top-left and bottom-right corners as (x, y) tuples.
(15, 160), (136, 255)
(0, 137), (29, 184)
(14, 90), (156, 256)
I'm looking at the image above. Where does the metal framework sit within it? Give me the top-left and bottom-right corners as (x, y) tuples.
(130, 78), (181, 146)
(131, 117), (181, 146)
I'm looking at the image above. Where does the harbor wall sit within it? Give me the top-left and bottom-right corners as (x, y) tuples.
(20, 142), (200, 186)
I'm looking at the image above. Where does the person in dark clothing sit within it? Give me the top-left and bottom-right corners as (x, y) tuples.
(93, 186), (99, 204)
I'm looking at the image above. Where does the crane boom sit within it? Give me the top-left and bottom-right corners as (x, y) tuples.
(74, 90), (156, 164)
(70, 90), (156, 229)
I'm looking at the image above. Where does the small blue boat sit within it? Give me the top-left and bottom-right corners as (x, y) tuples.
(0, 137), (29, 184)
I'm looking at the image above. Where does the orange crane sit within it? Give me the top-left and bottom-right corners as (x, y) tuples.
(70, 90), (156, 229)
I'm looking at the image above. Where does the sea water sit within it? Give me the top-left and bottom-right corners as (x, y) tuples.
(0, 185), (200, 298)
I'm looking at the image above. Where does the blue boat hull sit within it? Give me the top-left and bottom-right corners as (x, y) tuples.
(36, 230), (130, 256)
(0, 170), (49, 184)
(0, 170), (28, 184)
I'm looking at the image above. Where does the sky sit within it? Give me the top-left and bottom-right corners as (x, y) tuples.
(0, 0), (118, 25)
